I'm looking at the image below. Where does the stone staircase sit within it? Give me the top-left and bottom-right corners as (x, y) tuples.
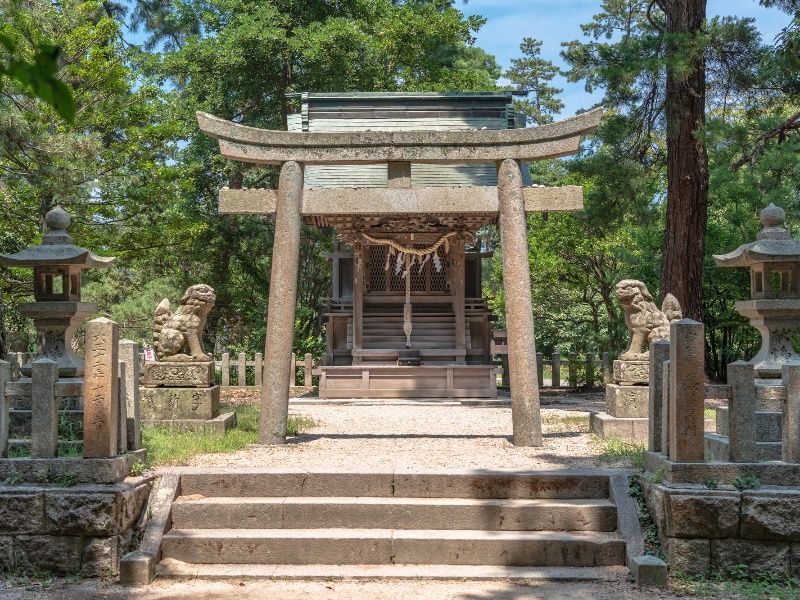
(152, 469), (631, 580)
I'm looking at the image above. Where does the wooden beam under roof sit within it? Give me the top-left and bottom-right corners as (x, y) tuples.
(196, 108), (603, 165)
(218, 185), (584, 216)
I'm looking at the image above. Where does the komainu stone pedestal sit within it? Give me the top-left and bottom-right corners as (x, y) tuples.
(590, 360), (649, 442)
(140, 362), (235, 435)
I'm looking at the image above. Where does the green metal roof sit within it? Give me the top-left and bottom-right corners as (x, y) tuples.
(289, 91), (534, 188)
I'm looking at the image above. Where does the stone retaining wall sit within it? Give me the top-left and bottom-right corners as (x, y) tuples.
(0, 475), (152, 575)
(641, 476), (800, 579)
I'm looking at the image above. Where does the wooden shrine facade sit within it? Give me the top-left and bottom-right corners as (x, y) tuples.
(197, 92), (602, 446)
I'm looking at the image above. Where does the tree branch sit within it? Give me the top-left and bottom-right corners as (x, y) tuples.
(647, 1), (664, 34)
(731, 111), (800, 171)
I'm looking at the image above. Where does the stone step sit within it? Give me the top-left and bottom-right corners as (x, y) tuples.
(177, 470), (611, 500)
(715, 407), (783, 442)
(156, 560), (630, 581)
(170, 497), (617, 532)
(160, 528), (626, 567)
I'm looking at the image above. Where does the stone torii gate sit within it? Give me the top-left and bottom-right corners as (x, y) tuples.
(197, 107), (602, 447)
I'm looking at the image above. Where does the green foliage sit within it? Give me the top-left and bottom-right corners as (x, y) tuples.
(141, 405), (317, 466)
(129, 459), (145, 477)
(3, 469), (23, 484)
(628, 474), (665, 559)
(505, 38), (564, 125)
(53, 472), (78, 488)
(591, 434), (645, 470)
(0, 31), (75, 122)
(57, 414), (83, 442)
(286, 414), (317, 436)
(733, 474), (762, 490)
(648, 467), (665, 484)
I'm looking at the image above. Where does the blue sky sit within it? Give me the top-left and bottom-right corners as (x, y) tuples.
(460, 0), (791, 116)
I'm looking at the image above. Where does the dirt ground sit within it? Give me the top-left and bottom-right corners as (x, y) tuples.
(1, 389), (710, 599)
(0, 577), (700, 599)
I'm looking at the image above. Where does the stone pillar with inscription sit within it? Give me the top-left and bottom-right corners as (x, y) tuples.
(139, 284), (235, 435)
(84, 318), (119, 458)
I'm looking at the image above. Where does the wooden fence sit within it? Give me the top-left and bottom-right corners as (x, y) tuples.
(214, 352), (318, 388)
(535, 351), (612, 388)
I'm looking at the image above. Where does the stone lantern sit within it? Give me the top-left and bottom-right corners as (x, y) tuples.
(713, 203), (800, 378)
(0, 206), (115, 376)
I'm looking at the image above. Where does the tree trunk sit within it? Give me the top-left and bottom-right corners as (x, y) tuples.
(658, 0), (709, 321)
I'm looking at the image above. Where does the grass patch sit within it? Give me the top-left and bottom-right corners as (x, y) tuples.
(141, 405), (317, 467)
(672, 571), (800, 599)
(590, 434), (645, 470)
(541, 414), (590, 434)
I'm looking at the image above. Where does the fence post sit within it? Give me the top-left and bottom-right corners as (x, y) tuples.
(117, 361), (128, 453)
(83, 318), (120, 459)
(255, 352), (263, 386)
(728, 361), (757, 463)
(552, 353), (561, 388)
(536, 352), (544, 388)
(31, 357), (59, 459)
(586, 353), (595, 387)
(304, 353), (313, 387)
(291, 354), (297, 387)
(221, 352), (230, 387)
(648, 340), (670, 453)
(238, 352), (247, 388)
(661, 360), (671, 458)
(568, 352), (577, 388)
(0, 359), (9, 458)
(783, 363), (800, 463)
(119, 339), (141, 450)
(602, 352), (612, 384)
(9, 352), (21, 382)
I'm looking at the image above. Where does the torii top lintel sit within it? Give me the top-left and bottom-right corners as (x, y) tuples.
(195, 107), (603, 166)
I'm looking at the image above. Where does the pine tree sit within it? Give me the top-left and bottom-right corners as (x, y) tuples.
(505, 38), (564, 125)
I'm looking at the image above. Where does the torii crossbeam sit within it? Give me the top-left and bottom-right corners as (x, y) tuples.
(197, 106), (602, 447)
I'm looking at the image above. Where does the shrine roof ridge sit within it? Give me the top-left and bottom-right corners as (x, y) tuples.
(196, 107), (603, 165)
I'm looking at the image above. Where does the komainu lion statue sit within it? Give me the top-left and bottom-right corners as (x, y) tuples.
(152, 284), (216, 362)
(616, 279), (682, 361)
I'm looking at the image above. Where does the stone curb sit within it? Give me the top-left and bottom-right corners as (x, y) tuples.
(608, 473), (667, 588)
(0, 449), (146, 484)
(120, 473), (181, 585)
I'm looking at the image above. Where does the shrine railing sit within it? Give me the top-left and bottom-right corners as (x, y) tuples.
(647, 319), (800, 468)
(0, 320), (142, 461)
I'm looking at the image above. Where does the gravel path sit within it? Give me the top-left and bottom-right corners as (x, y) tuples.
(178, 389), (636, 471)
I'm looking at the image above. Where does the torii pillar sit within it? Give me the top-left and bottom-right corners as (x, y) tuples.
(196, 107), (602, 447)
(260, 161), (304, 444)
(498, 159), (542, 446)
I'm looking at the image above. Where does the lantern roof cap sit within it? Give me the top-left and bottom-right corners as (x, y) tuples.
(0, 206), (115, 268)
(714, 204), (800, 267)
